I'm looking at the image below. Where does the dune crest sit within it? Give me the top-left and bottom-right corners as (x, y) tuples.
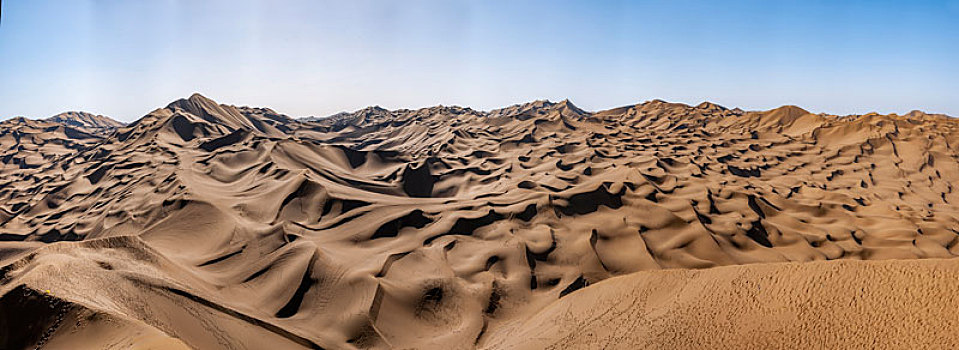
(2, 94), (959, 349)
(46, 111), (125, 134)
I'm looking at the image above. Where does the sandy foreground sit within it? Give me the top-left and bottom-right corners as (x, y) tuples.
(483, 258), (959, 349)
(2, 94), (959, 349)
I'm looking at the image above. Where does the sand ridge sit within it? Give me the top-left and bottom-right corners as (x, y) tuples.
(1, 94), (959, 348)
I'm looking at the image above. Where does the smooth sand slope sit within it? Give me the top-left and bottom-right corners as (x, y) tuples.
(1, 94), (959, 349)
(483, 258), (959, 349)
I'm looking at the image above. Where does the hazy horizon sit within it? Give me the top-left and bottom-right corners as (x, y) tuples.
(2, 0), (958, 121)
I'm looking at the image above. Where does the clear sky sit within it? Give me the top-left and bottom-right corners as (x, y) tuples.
(1, 0), (957, 121)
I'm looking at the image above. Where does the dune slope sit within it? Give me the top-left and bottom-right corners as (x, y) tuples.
(483, 258), (959, 349)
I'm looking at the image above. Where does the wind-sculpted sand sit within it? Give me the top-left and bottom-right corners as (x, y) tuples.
(2, 94), (959, 349)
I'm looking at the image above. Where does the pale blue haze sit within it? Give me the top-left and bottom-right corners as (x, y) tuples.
(1, 0), (957, 121)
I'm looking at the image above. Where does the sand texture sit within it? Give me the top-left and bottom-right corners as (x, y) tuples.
(482, 258), (959, 349)
(2, 94), (959, 349)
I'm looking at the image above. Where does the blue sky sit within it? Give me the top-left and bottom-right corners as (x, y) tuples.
(1, 0), (957, 121)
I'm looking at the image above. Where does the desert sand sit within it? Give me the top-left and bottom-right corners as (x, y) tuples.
(2, 94), (959, 349)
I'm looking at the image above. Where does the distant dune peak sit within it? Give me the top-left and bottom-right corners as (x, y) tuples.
(695, 101), (727, 111)
(46, 111), (124, 131)
(4, 116), (32, 125)
(767, 104), (811, 116)
(169, 92), (218, 107)
(167, 93), (227, 117)
(189, 92), (212, 101)
(485, 98), (587, 120)
(556, 99), (587, 115)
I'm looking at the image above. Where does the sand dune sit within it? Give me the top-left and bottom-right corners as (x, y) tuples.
(2, 94), (959, 349)
(45, 112), (125, 134)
